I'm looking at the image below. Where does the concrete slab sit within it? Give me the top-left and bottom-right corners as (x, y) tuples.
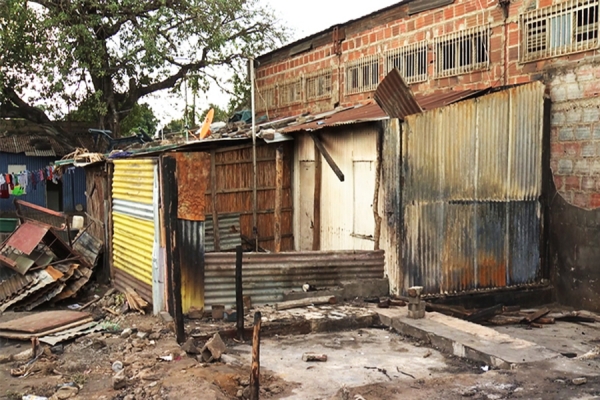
(230, 328), (454, 400)
(376, 307), (560, 369)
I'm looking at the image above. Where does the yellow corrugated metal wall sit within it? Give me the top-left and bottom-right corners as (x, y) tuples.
(112, 159), (156, 303)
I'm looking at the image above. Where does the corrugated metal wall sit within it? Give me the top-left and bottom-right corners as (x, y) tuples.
(111, 159), (157, 304)
(204, 250), (385, 308)
(402, 82), (545, 295)
(61, 167), (87, 213)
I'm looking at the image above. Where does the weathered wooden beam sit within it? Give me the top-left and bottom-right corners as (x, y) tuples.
(250, 312), (262, 400)
(523, 307), (550, 323)
(274, 146), (283, 253)
(275, 296), (337, 311)
(236, 246), (244, 341)
(313, 142), (322, 251)
(309, 132), (344, 182)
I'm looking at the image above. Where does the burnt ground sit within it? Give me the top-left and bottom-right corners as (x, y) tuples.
(0, 300), (600, 399)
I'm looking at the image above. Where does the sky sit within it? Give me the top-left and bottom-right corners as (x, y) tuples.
(148, 0), (401, 128)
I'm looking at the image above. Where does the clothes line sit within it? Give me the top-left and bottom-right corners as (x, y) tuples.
(0, 165), (77, 198)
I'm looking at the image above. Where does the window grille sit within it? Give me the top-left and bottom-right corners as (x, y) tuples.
(279, 79), (302, 107)
(520, 0), (599, 62)
(345, 55), (380, 95)
(384, 41), (429, 84)
(306, 70), (333, 100)
(434, 26), (490, 78)
(256, 86), (276, 112)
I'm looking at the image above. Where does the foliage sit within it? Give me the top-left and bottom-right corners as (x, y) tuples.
(120, 103), (159, 136)
(0, 0), (287, 140)
(199, 103), (230, 124)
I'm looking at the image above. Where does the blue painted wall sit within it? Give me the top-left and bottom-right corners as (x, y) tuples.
(0, 152), (86, 215)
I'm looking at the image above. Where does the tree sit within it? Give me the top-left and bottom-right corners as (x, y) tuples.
(0, 0), (286, 147)
(199, 103), (229, 124)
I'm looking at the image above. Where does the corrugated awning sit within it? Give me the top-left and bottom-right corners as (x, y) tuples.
(283, 103), (389, 133)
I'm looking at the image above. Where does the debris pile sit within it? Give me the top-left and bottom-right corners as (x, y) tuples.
(425, 303), (600, 328)
(0, 206), (102, 312)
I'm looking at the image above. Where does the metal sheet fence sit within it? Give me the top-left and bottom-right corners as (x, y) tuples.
(204, 250), (385, 308)
(402, 82), (545, 295)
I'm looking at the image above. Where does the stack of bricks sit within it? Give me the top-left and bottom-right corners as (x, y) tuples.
(407, 286), (425, 319)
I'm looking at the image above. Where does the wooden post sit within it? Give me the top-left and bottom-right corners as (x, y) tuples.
(274, 146), (283, 253)
(210, 150), (221, 252)
(162, 156), (185, 344)
(236, 246), (244, 341)
(250, 311), (262, 400)
(312, 143), (322, 251)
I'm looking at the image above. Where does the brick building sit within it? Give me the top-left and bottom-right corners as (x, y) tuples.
(256, 0), (600, 309)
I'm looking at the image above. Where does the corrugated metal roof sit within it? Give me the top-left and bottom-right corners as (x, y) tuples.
(416, 89), (490, 111)
(283, 103), (389, 133)
(374, 68), (423, 119)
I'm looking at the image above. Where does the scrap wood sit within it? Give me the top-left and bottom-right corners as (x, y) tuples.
(102, 306), (120, 316)
(547, 311), (597, 323)
(536, 317), (555, 324)
(80, 288), (116, 310)
(486, 315), (525, 326)
(302, 353), (328, 362)
(523, 307), (550, 323)
(502, 305), (521, 313)
(124, 286), (148, 314)
(466, 304), (504, 323)
(275, 296), (337, 311)
(425, 303), (471, 319)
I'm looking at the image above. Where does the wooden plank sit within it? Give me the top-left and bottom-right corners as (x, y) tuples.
(274, 146), (283, 253)
(236, 246), (244, 341)
(523, 307), (550, 323)
(250, 312), (262, 400)
(309, 132), (344, 182)
(313, 142), (322, 251)
(466, 304), (504, 323)
(210, 151), (221, 252)
(275, 296), (337, 311)
(425, 303), (471, 319)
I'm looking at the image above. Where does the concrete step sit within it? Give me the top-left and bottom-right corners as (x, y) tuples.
(376, 307), (560, 369)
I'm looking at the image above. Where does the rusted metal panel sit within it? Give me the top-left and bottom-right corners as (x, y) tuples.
(416, 89), (489, 111)
(283, 103), (388, 133)
(175, 152), (210, 221)
(204, 250), (385, 308)
(374, 68), (423, 119)
(178, 219), (205, 314)
(0, 273), (36, 302)
(5, 221), (48, 255)
(0, 310), (91, 333)
(402, 82), (546, 295)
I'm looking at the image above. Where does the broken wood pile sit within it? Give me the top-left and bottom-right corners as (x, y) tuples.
(426, 303), (600, 328)
(0, 216), (102, 312)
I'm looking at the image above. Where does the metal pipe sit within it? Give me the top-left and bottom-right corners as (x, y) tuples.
(250, 58), (258, 252)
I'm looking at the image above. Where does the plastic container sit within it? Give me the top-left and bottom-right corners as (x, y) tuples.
(71, 215), (84, 230)
(0, 218), (18, 233)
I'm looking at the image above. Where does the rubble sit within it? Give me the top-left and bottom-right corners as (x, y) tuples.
(200, 333), (226, 362)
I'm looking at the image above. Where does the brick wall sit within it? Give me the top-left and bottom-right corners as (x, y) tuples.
(257, 0), (600, 211)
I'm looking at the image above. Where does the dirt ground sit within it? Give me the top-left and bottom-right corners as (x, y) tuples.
(1, 300), (600, 400)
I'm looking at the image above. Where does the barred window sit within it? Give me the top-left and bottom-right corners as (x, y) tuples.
(279, 79), (302, 106)
(434, 26), (490, 78)
(306, 70), (333, 100)
(385, 41), (428, 84)
(256, 86), (276, 112)
(521, 0), (599, 62)
(345, 55), (380, 95)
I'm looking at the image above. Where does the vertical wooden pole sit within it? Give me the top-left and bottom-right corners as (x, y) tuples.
(274, 146), (283, 253)
(235, 245), (244, 341)
(210, 150), (221, 252)
(162, 156), (185, 344)
(250, 311), (262, 400)
(312, 143), (322, 251)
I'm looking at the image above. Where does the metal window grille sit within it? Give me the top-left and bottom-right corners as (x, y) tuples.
(520, 0), (599, 62)
(345, 55), (380, 95)
(306, 70), (333, 101)
(279, 79), (302, 106)
(434, 26), (490, 78)
(256, 86), (276, 112)
(384, 41), (429, 84)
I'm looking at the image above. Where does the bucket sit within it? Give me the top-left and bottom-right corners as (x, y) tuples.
(71, 216), (84, 230)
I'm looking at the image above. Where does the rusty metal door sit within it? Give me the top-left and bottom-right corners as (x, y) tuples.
(402, 82), (546, 295)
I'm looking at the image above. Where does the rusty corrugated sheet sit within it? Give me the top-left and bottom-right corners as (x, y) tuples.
(0, 273), (36, 302)
(402, 82), (545, 295)
(5, 222), (49, 255)
(283, 103), (388, 133)
(175, 152), (210, 221)
(204, 250), (385, 308)
(416, 89), (489, 111)
(374, 68), (422, 119)
(113, 268), (152, 305)
(0, 310), (90, 333)
(205, 214), (241, 253)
